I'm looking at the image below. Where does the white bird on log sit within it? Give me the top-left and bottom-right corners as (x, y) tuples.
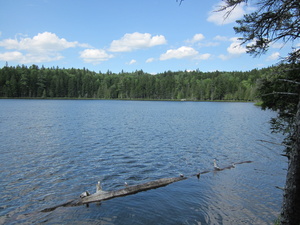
(96, 181), (102, 193)
(80, 191), (90, 198)
(124, 182), (128, 187)
(214, 159), (221, 171)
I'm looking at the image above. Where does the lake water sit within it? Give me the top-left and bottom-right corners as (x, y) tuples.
(0, 99), (287, 224)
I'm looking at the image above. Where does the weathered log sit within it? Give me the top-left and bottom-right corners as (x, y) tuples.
(80, 176), (187, 205)
(41, 160), (253, 212)
(41, 176), (187, 212)
(41, 200), (77, 212)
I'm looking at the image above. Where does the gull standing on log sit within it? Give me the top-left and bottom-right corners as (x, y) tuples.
(214, 159), (221, 171)
(96, 181), (102, 193)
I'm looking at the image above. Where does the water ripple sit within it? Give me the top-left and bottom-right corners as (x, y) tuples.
(0, 100), (286, 224)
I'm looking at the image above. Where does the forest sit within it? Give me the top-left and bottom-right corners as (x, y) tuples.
(0, 64), (273, 101)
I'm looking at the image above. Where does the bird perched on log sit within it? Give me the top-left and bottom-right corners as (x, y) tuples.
(124, 182), (128, 187)
(213, 159), (221, 171)
(80, 191), (90, 198)
(96, 181), (102, 193)
(196, 173), (200, 179)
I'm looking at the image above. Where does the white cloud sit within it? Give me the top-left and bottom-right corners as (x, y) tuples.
(219, 54), (229, 60)
(270, 42), (285, 49)
(186, 33), (205, 43)
(128, 59), (137, 65)
(109, 32), (167, 52)
(0, 51), (64, 63)
(80, 49), (113, 64)
(0, 51), (24, 62)
(227, 39), (247, 55)
(213, 35), (229, 41)
(207, 2), (248, 25)
(219, 37), (247, 60)
(159, 46), (211, 61)
(0, 32), (89, 63)
(0, 32), (88, 52)
(195, 53), (212, 60)
(146, 57), (155, 63)
(267, 52), (280, 61)
(160, 46), (199, 60)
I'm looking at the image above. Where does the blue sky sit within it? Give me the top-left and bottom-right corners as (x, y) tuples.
(0, 0), (298, 74)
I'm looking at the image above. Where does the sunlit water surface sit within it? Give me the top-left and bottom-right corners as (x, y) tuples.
(0, 100), (286, 224)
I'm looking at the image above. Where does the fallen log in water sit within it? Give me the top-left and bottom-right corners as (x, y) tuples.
(41, 176), (187, 212)
(41, 160), (253, 212)
(81, 176), (187, 204)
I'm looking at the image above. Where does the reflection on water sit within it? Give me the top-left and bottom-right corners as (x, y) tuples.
(0, 100), (286, 224)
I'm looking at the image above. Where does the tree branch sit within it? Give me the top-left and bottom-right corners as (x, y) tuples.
(176, 0), (184, 5)
(256, 139), (289, 147)
(278, 79), (300, 85)
(262, 92), (299, 96)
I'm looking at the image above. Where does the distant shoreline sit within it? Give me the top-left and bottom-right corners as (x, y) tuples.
(0, 97), (257, 103)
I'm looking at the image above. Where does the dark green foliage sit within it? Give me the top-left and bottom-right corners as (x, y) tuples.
(221, 0), (300, 61)
(0, 64), (269, 101)
(257, 63), (300, 151)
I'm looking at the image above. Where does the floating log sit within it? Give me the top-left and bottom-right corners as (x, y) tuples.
(81, 176), (187, 204)
(41, 160), (253, 212)
(41, 176), (187, 212)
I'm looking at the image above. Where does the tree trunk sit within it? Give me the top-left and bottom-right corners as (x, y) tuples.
(281, 98), (300, 225)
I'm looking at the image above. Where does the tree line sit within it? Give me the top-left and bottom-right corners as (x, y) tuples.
(0, 64), (272, 101)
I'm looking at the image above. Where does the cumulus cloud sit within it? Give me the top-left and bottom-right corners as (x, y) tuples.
(218, 54), (230, 60)
(207, 1), (250, 25)
(109, 32), (167, 52)
(159, 46), (211, 61)
(128, 59), (137, 65)
(80, 49), (113, 64)
(186, 33), (205, 43)
(0, 51), (24, 62)
(0, 32), (88, 52)
(0, 51), (64, 63)
(0, 32), (89, 63)
(267, 52), (280, 61)
(195, 53), (212, 60)
(270, 42), (285, 49)
(219, 37), (247, 60)
(227, 38), (247, 54)
(146, 57), (155, 63)
(160, 46), (199, 60)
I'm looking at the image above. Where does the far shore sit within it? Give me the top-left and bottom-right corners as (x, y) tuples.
(0, 97), (259, 103)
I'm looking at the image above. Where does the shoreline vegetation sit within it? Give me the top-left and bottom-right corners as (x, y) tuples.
(0, 96), (257, 102)
(0, 64), (273, 102)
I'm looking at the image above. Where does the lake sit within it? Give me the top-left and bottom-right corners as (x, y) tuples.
(0, 99), (286, 224)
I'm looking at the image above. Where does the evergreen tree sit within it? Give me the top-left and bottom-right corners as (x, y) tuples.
(0, 64), (270, 101)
